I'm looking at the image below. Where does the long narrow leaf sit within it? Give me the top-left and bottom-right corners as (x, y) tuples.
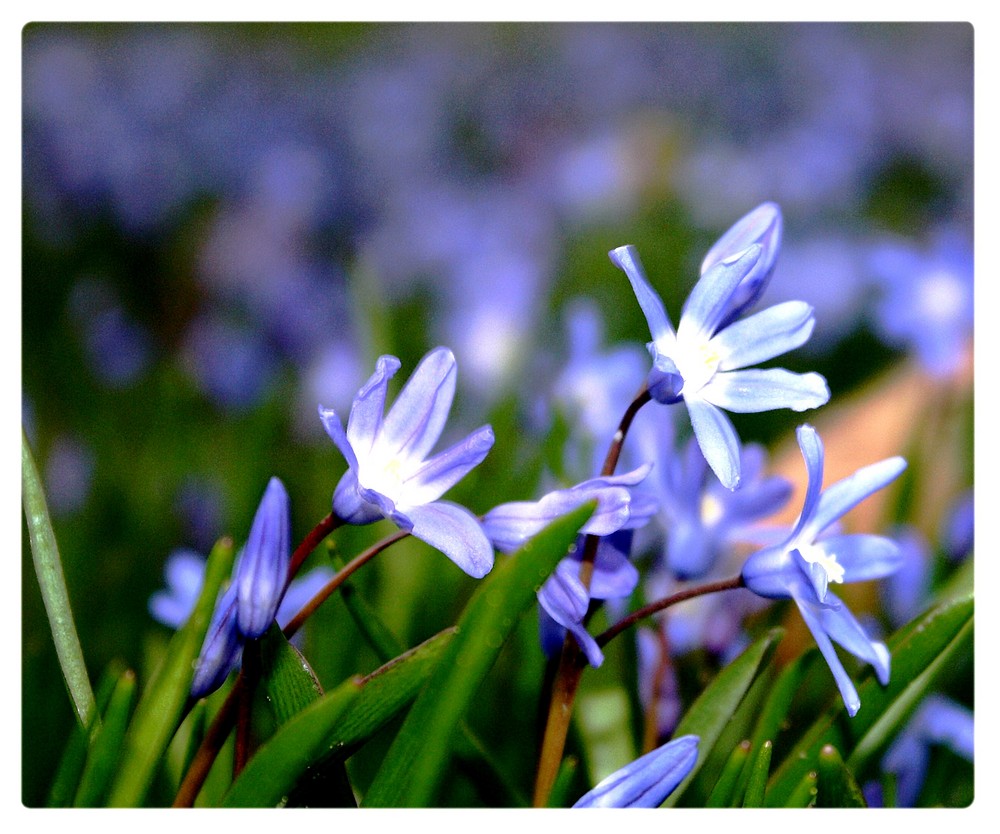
(662, 627), (783, 807)
(765, 592), (973, 806)
(107, 537), (235, 807)
(817, 743), (866, 807)
(22, 430), (96, 729)
(741, 739), (772, 807)
(362, 502), (596, 807)
(705, 740), (751, 808)
(73, 669), (137, 806)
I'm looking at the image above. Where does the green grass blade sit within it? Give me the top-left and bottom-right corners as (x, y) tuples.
(362, 502), (596, 807)
(741, 739), (772, 807)
(22, 429), (96, 729)
(662, 627), (783, 807)
(73, 669), (137, 806)
(107, 537), (235, 807)
(817, 743), (867, 807)
(705, 740), (752, 808)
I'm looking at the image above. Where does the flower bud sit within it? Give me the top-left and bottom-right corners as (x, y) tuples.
(573, 735), (699, 808)
(235, 477), (291, 639)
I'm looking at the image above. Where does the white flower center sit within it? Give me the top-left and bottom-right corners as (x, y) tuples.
(673, 336), (722, 394)
(799, 543), (845, 585)
(359, 451), (408, 500)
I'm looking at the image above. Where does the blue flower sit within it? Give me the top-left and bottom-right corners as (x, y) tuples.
(572, 734), (699, 808)
(881, 694), (974, 807)
(190, 584), (243, 700)
(610, 202), (829, 489)
(481, 465), (657, 555)
(868, 230), (973, 378)
(537, 530), (641, 668)
(234, 477), (291, 639)
(631, 408), (792, 579)
(741, 424), (907, 716)
(319, 347), (496, 578)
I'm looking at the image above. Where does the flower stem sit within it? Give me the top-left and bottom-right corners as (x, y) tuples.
(531, 385), (649, 807)
(595, 574), (746, 648)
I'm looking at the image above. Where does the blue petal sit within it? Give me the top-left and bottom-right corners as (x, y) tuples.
(191, 585), (243, 700)
(590, 531), (640, 600)
(276, 566), (335, 629)
(346, 354), (400, 457)
(685, 397), (742, 490)
(794, 595), (862, 716)
(713, 301), (815, 370)
(379, 346), (457, 463)
(572, 735), (699, 808)
(678, 244), (761, 342)
(701, 202), (782, 323)
(803, 456), (907, 541)
(609, 245), (675, 343)
(405, 500), (494, 578)
(538, 559), (590, 627)
(813, 533), (904, 583)
(701, 368), (830, 414)
(318, 404), (360, 473)
(812, 591), (891, 686)
(235, 477), (291, 638)
(402, 424), (495, 506)
(667, 519), (715, 579)
(790, 424), (825, 541)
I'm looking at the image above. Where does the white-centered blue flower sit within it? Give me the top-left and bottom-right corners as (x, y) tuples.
(319, 347), (496, 578)
(741, 424), (907, 716)
(572, 734), (699, 808)
(610, 202), (830, 490)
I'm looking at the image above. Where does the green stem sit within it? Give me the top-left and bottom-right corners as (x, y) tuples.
(22, 429), (97, 731)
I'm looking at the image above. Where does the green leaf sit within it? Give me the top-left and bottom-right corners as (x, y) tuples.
(73, 669), (137, 806)
(748, 648), (821, 755)
(786, 769), (818, 807)
(224, 627), (454, 807)
(107, 537), (235, 807)
(662, 627), (783, 807)
(548, 756), (581, 808)
(257, 622), (324, 724)
(222, 677), (363, 807)
(766, 592), (973, 806)
(705, 740), (751, 808)
(362, 502), (596, 807)
(46, 661), (125, 807)
(741, 739), (772, 807)
(22, 429), (96, 730)
(816, 743), (867, 807)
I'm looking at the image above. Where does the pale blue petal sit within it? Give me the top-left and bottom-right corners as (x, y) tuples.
(332, 468), (383, 525)
(791, 424), (825, 541)
(590, 531), (640, 600)
(573, 735), (699, 808)
(405, 500), (494, 578)
(686, 397), (742, 490)
(401, 424), (495, 506)
(701, 368), (830, 414)
(235, 477), (291, 638)
(346, 354), (400, 456)
(380, 346), (457, 462)
(713, 301), (815, 370)
(567, 619), (605, 668)
(276, 566), (335, 629)
(318, 404), (359, 472)
(812, 591), (891, 686)
(795, 595), (862, 716)
(678, 244), (761, 342)
(149, 549), (205, 629)
(803, 456), (907, 541)
(813, 534), (904, 583)
(609, 245), (675, 342)
(667, 519), (714, 579)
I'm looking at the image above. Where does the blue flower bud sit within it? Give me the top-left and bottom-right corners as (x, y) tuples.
(573, 735), (699, 808)
(234, 477), (291, 639)
(190, 586), (242, 699)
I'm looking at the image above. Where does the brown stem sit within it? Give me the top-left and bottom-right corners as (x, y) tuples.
(596, 574), (746, 648)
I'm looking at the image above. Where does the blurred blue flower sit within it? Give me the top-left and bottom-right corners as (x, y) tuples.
(868, 231), (973, 378)
(741, 424), (907, 716)
(636, 627), (683, 739)
(880, 525), (933, 627)
(481, 464), (656, 555)
(610, 203), (829, 489)
(234, 477), (291, 639)
(43, 434), (96, 517)
(631, 408), (792, 579)
(537, 530), (640, 668)
(882, 694), (974, 806)
(572, 734), (699, 808)
(319, 347), (496, 578)
(940, 487), (974, 562)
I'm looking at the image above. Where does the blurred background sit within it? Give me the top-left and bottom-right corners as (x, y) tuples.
(21, 22), (973, 806)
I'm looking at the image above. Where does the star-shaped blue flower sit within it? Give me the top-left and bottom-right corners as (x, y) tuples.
(319, 347), (496, 578)
(741, 424), (907, 716)
(610, 202), (830, 489)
